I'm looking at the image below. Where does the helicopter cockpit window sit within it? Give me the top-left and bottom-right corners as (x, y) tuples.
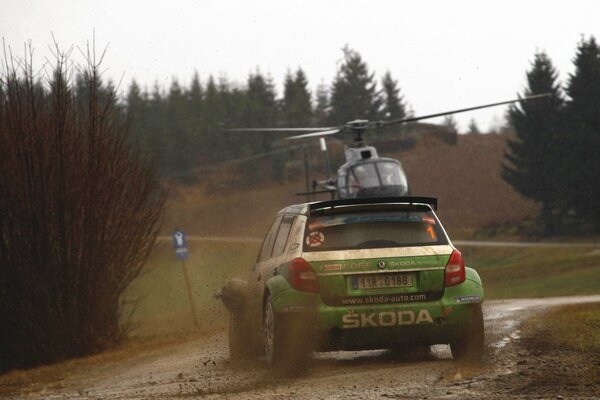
(350, 164), (379, 190)
(376, 161), (407, 187)
(348, 161), (406, 195)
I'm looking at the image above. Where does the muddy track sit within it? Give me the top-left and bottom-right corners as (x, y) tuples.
(3, 295), (600, 399)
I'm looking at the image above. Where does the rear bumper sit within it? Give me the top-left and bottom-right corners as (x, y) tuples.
(272, 277), (483, 351)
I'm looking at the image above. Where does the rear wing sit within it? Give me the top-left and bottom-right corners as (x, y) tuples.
(308, 196), (438, 216)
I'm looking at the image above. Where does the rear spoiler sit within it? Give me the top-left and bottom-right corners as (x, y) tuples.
(308, 196), (438, 215)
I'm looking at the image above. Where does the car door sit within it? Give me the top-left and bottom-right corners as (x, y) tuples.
(255, 215), (296, 291)
(251, 215), (282, 292)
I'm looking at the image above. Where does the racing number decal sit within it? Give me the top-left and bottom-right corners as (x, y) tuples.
(306, 231), (325, 247)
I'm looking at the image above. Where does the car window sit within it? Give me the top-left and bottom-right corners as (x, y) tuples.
(304, 210), (448, 252)
(271, 215), (295, 258)
(257, 216), (282, 262)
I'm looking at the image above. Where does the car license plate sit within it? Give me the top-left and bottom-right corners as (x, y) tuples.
(351, 273), (414, 290)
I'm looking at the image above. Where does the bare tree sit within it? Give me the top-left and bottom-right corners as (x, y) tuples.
(0, 43), (164, 371)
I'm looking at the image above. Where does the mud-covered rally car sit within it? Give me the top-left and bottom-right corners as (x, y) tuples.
(219, 197), (484, 367)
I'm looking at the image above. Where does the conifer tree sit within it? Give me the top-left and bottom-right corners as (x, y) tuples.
(219, 78), (248, 159)
(314, 82), (330, 126)
(203, 76), (224, 128)
(186, 72), (204, 160)
(381, 71), (406, 120)
(126, 80), (149, 150)
(188, 72), (204, 115)
(563, 36), (600, 231)
(441, 115), (459, 145)
(145, 83), (168, 166)
(467, 119), (481, 134)
(329, 47), (381, 124)
(247, 71), (281, 181)
(165, 79), (194, 181)
(282, 68), (312, 126)
(203, 76), (228, 159)
(502, 52), (565, 234)
(442, 115), (459, 134)
(245, 71), (278, 152)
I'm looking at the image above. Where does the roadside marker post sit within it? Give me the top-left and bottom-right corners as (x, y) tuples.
(172, 229), (199, 329)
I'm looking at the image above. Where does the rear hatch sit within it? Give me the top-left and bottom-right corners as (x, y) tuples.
(301, 205), (452, 306)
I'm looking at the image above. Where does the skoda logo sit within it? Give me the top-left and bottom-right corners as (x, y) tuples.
(377, 260), (386, 269)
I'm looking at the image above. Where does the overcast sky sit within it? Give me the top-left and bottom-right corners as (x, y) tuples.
(3, 0), (600, 131)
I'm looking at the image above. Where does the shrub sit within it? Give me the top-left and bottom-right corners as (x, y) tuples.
(0, 44), (164, 372)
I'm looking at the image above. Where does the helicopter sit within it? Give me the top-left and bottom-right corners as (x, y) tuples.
(229, 93), (550, 199)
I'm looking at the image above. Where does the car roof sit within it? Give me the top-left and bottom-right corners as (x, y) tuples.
(277, 196), (438, 217)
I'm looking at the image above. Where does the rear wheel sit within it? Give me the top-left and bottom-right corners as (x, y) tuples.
(263, 296), (279, 366)
(450, 303), (484, 361)
(263, 295), (311, 371)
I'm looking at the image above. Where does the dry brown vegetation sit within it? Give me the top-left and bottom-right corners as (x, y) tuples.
(0, 46), (164, 372)
(400, 133), (538, 234)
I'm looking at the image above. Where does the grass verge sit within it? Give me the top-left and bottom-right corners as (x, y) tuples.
(123, 240), (258, 337)
(523, 302), (600, 352)
(508, 302), (600, 397)
(461, 246), (600, 299)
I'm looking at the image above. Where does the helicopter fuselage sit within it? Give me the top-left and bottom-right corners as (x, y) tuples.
(336, 145), (409, 199)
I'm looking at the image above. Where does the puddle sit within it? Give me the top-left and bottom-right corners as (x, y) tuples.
(491, 329), (521, 348)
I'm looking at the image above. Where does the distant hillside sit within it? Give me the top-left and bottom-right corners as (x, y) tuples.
(163, 133), (538, 238)
(397, 133), (538, 234)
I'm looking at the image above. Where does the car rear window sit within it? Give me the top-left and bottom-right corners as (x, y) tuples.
(303, 210), (448, 252)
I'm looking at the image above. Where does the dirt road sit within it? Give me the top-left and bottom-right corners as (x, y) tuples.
(3, 295), (600, 399)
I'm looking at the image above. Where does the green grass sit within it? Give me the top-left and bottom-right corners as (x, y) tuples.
(462, 246), (600, 299)
(123, 240), (258, 337)
(524, 303), (600, 352)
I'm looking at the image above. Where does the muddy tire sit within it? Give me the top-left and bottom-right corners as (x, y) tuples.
(450, 303), (484, 362)
(263, 295), (310, 371)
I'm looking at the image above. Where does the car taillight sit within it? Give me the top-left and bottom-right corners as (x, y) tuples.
(288, 258), (319, 293)
(445, 249), (465, 287)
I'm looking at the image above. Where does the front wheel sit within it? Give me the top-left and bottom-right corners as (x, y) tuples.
(450, 304), (484, 361)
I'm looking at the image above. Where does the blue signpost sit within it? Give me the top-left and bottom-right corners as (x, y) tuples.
(172, 229), (189, 260)
(172, 230), (198, 328)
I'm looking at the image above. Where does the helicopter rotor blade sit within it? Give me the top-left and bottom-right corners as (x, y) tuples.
(211, 144), (307, 167)
(283, 129), (341, 140)
(226, 127), (337, 132)
(380, 93), (552, 127)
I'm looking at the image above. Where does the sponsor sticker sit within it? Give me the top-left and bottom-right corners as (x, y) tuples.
(348, 261), (370, 269)
(306, 231), (325, 247)
(322, 263), (343, 272)
(342, 309), (434, 328)
(388, 260), (417, 267)
(453, 295), (481, 303)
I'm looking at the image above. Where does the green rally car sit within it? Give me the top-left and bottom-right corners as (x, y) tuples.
(219, 196), (484, 367)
